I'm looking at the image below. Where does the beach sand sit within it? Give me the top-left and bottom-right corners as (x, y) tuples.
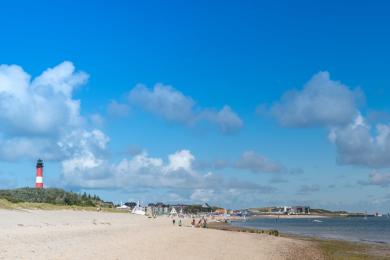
(0, 209), (323, 259)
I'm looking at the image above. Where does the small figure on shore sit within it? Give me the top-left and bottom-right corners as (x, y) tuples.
(197, 219), (202, 227)
(172, 219), (176, 225)
(178, 219), (182, 227)
(203, 218), (207, 228)
(191, 218), (196, 227)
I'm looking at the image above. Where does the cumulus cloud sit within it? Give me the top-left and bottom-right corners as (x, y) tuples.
(265, 71), (390, 169)
(0, 61), (86, 137)
(0, 61), (107, 162)
(61, 148), (275, 203)
(269, 71), (362, 127)
(0, 61), (272, 206)
(107, 100), (130, 118)
(89, 114), (104, 127)
(194, 151), (286, 174)
(329, 114), (390, 168)
(190, 189), (215, 202)
(200, 106), (243, 134)
(194, 159), (230, 171)
(62, 149), (197, 189)
(128, 83), (243, 133)
(236, 150), (284, 173)
(359, 171), (390, 187)
(129, 84), (195, 123)
(189, 187), (276, 206)
(296, 184), (320, 195)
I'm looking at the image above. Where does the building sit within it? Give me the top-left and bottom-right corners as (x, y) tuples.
(147, 203), (170, 216)
(214, 208), (226, 215)
(170, 207), (177, 216)
(291, 206), (310, 214)
(35, 159), (44, 188)
(257, 205), (311, 215)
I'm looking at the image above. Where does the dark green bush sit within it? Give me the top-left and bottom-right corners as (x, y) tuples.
(0, 188), (104, 207)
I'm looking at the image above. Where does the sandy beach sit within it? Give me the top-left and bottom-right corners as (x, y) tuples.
(0, 209), (324, 260)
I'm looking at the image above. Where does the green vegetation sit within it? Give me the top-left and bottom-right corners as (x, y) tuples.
(184, 204), (220, 214)
(310, 208), (348, 215)
(0, 187), (107, 207)
(207, 222), (279, 237)
(281, 234), (390, 260)
(0, 198), (124, 213)
(315, 239), (390, 260)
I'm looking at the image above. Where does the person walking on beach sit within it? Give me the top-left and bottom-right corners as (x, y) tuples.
(178, 219), (182, 227)
(191, 218), (196, 227)
(172, 219), (176, 225)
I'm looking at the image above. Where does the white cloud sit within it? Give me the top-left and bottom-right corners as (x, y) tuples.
(129, 84), (195, 123)
(189, 187), (276, 206)
(32, 61), (88, 96)
(270, 71), (362, 127)
(62, 150), (200, 189)
(0, 61), (273, 207)
(358, 171), (390, 187)
(0, 137), (60, 161)
(128, 83), (243, 133)
(329, 115), (390, 168)
(236, 150), (284, 173)
(0, 61), (107, 163)
(190, 189), (215, 202)
(265, 71), (390, 169)
(90, 114), (104, 127)
(296, 184), (320, 195)
(366, 172), (390, 187)
(0, 61), (86, 137)
(166, 150), (194, 173)
(107, 100), (130, 118)
(194, 151), (287, 174)
(60, 148), (275, 201)
(200, 105), (243, 133)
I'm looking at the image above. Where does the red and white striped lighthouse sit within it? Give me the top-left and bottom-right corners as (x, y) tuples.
(35, 159), (44, 188)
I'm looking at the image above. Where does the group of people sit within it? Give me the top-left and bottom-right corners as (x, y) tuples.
(172, 219), (182, 227)
(172, 217), (207, 228)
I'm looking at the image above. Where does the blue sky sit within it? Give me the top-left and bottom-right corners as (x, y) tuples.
(0, 0), (390, 212)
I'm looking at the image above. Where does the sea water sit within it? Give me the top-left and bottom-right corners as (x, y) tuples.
(231, 216), (390, 244)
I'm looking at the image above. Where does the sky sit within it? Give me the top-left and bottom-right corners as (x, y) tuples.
(0, 0), (390, 212)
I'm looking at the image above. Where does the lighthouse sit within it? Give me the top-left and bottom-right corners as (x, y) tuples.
(35, 159), (44, 188)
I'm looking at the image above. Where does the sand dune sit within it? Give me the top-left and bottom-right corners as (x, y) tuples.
(0, 209), (323, 259)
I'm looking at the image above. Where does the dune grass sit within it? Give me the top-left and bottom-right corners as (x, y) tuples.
(315, 239), (390, 260)
(0, 198), (125, 213)
(207, 221), (279, 236)
(283, 234), (390, 259)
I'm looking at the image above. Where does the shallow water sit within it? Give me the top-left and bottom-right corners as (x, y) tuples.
(231, 216), (390, 244)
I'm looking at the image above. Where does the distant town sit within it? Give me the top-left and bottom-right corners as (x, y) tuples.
(114, 201), (385, 218)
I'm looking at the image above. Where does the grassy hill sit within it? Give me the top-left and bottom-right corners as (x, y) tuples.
(0, 187), (108, 208)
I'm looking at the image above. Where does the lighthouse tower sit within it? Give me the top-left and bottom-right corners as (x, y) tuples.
(35, 159), (44, 188)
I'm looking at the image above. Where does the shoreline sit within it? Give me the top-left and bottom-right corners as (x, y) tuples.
(208, 220), (390, 259)
(247, 214), (330, 219)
